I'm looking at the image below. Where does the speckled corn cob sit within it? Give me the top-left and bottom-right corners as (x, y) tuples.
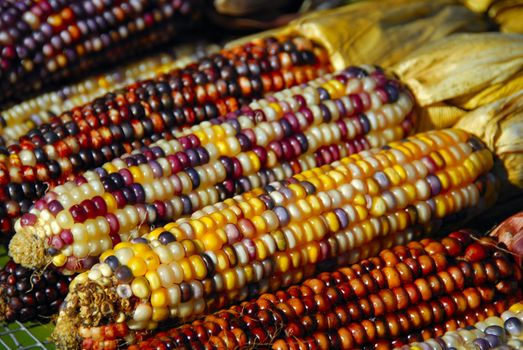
(0, 0), (198, 106)
(0, 42), (217, 144)
(51, 129), (498, 349)
(9, 65), (412, 273)
(0, 35), (332, 238)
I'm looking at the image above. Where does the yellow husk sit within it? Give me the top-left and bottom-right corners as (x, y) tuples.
(455, 91), (523, 201)
(392, 32), (523, 130)
(463, 0), (523, 33)
(227, 0), (489, 69)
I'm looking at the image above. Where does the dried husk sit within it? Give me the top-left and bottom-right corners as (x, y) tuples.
(463, 0), (523, 33)
(454, 91), (523, 200)
(227, 0), (489, 69)
(393, 32), (523, 130)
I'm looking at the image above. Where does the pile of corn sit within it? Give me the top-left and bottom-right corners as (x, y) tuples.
(0, 1), (522, 350)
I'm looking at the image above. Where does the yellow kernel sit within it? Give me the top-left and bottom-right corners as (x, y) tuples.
(143, 251), (160, 271)
(248, 151), (261, 172)
(215, 251), (229, 272)
(202, 232), (224, 250)
(275, 254), (291, 274)
(189, 255), (207, 280)
(210, 212), (227, 227)
(366, 178), (380, 196)
(103, 163), (118, 174)
(102, 193), (117, 213)
(191, 219), (206, 238)
(306, 242), (320, 263)
(181, 240), (198, 256)
(216, 141), (230, 156)
(307, 196), (323, 215)
(288, 183), (306, 199)
(238, 202), (254, 219)
(151, 288), (168, 308)
(180, 258), (194, 282)
(395, 211), (409, 231)
(355, 205), (368, 221)
(52, 254), (67, 267)
(132, 243), (151, 255)
(200, 217), (216, 231)
(254, 239), (268, 260)
(370, 197), (387, 217)
(131, 277), (151, 299)
(145, 271), (162, 290)
(509, 303), (523, 313)
(247, 197), (265, 215)
(437, 172), (451, 192)
(223, 270), (236, 290)
(128, 256), (147, 277)
(152, 306), (169, 322)
(251, 216), (266, 235)
(324, 212), (340, 233)
(309, 217), (327, 240)
(268, 102), (282, 116)
(129, 166), (144, 183)
(384, 168), (402, 186)
(289, 250), (301, 268)
(115, 242), (133, 250)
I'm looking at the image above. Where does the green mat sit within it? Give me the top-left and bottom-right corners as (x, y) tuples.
(0, 246), (55, 350)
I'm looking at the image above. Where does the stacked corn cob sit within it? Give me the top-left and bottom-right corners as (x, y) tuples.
(83, 231), (521, 350)
(0, 0), (198, 106)
(0, 35), (332, 238)
(51, 129), (498, 349)
(397, 302), (523, 349)
(0, 42), (216, 145)
(9, 65), (412, 273)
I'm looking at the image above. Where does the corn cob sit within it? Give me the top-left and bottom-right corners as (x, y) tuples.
(51, 129), (498, 349)
(116, 231), (523, 350)
(9, 65), (411, 272)
(397, 302), (523, 350)
(0, 42), (217, 145)
(0, 35), (332, 238)
(0, 259), (73, 322)
(0, 0), (198, 106)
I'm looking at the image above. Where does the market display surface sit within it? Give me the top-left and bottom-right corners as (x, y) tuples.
(0, 0), (523, 349)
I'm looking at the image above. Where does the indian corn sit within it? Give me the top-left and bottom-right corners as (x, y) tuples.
(9, 65), (412, 272)
(51, 129), (498, 348)
(0, 35), (331, 238)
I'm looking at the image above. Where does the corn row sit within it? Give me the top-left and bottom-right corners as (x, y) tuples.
(51, 129), (498, 349)
(0, 35), (332, 238)
(0, 0), (198, 106)
(9, 65), (411, 272)
(0, 43), (217, 144)
(0, 259), (73, 322)
(382, 300), (514, 349)
(115, 232), (523, 350)
(396, 302), (523, 350)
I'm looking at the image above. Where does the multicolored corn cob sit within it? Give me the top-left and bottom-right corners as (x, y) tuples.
(396, 302), (523, 350)
(9, 65), (412, 272)
(83, 232), (522, 350)
(0, 259), (73, 322)
(0, 0), (198, 106)
(0, 35), (332, 238)
(0, 42), (217, 145)
(51, 129), (498, 349)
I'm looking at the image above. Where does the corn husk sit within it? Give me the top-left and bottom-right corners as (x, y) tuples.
(463, 0), (523, 33)
(227, 0), (489, 68)
(455, 91), (523, 202)
(393, 32), (523, 130)
(489, 0), (523, 33)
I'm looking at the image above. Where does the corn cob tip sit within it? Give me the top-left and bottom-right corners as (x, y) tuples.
(9, 227), (49, 269)
(52, 311), (81, 350)
(52, 279), (128, 350)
